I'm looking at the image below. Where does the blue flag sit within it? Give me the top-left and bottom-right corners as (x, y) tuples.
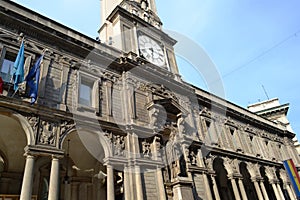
(13, 41), (25, 91)
(26, 55), (43, 104)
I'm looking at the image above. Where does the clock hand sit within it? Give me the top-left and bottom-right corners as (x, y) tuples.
(149, 47), (154, 58)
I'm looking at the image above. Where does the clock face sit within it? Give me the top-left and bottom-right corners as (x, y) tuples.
(138, 34), (165, 67)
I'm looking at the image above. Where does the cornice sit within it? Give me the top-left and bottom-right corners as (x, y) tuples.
(0, 0), (121, 59)
(106, 5), (177, 46)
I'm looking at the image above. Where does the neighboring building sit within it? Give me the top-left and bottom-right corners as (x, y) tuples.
(0, 0), (299, 200)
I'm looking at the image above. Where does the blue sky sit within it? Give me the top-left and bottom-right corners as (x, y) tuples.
(12, 0), (300, 139)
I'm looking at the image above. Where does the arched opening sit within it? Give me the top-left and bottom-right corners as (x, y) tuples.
(60, 130), (107, 200)
(240, 162), (258, 199)
(276, 169), (290, 200)
(0, 113), (28, 195)
(260, 166), (275, 200)
(213, 157), (234, 200)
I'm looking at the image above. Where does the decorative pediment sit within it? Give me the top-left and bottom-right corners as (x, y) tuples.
(224, 117), (238, 128)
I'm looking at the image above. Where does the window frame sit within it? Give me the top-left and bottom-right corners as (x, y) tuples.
(78, 73), (99, 110)
(0, 44), (34, 95)
(0, 46), (20, 83)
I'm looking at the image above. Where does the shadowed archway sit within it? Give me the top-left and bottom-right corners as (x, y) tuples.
(240, 162), (258, 200)
(213, 157), (234, 200)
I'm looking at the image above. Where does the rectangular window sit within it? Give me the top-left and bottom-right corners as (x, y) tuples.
(0, 48), (17, 83)
(79, 79), (93, 107)
(123, 25), (132, 52)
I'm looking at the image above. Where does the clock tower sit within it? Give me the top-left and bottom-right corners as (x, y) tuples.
(99, 0), (180, 74)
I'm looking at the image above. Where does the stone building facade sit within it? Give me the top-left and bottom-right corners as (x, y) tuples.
(0, 0), (299, 200)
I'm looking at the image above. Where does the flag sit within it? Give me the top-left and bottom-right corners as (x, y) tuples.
(0, 77), (3, 94)
(283, 159), (300, 198)
(13, 41), (25, 91)
(26, 55), (43, 104)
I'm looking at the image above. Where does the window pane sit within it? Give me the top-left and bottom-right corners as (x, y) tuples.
(79, 82), (92, 106)
(1, 59), (14, 82)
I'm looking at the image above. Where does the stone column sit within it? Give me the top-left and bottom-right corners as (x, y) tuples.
(277, 183), (286, 200)
(229, 177), (241, 200)
(286, 184), (296, 200)
(253, 180), (264, 200)
(238, 178), (248, 200)
(203, 174), (213, 200)
(211, 175), (221, 200)
(260, 181), (269, 200)
(271, 182), (282, 200)
(135, 166), (144, 200)
(107, 165), (115, 200)
(48, 156), (60, 200)
(20, 155), (35, 200)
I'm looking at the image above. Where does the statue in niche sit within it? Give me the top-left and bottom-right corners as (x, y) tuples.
(189, 150), (197, 165)
(113, 135), (125, 156)
(142, 140), (151, 157)
(177, 114), (195, 136)
(39, 121), (56, 145)
(177, 115), (186, 135)
(166, 127), (183, 179)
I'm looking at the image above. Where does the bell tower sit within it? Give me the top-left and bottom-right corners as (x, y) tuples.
(99, 0), (180, 75)
(100, 0), (158, 26)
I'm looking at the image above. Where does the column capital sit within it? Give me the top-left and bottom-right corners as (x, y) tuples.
(223, 157), (241, 175)
(24, 145), (64, 157)
(246, 162), (262, 180)
(251, 176), (263, 182)
(227, 174), (235, 180)
(265, 166), (278, 182)
(51, 154), (64, 159)
(268, 179), (279, 185)
(204, 155), (217, 170)
(23, 153), (36, 159)
(223, 157), (242, 178)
